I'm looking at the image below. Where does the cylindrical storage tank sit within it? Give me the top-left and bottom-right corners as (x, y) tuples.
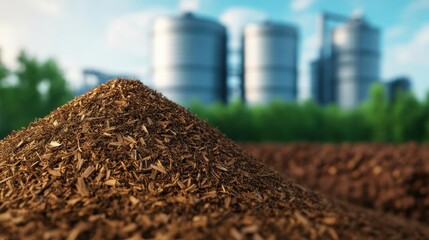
(152, 13), (227, 106)
(332, 17), (380, 109)
(243, 21), (298, 105)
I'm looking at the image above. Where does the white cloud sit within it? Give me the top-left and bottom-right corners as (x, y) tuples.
(0, 0), (66, 17)
(294, 13), (315, 27)
(219, 7), (267, 49)
(0, 23), (20, 69)
(0, 0), (151, 90)
(29, 0), (65, 17)
(57, 57), (84, 90)
(179, 0), (200, 13)
(392, 23), (429, 66)
(0, 0), (67, 69)
(290, 0), (314, 11)
(385, 25), (406, 40)
(403, 0), (429, 17)
(383, 23), (429, 98)
(106, 8), (172, 56)
(351, 7), (364, 18)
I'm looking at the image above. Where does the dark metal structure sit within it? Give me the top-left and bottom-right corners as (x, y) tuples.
(76, 69), (136, 96)
(312, 12), (380, 108)
(385, 76), (411, 102)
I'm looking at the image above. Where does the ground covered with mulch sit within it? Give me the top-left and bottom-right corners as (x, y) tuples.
(1, 79), (428, 240)
(243, 143), (429, 224)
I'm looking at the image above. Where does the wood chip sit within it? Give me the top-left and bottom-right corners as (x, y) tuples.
(76, 177), (89, 196)
(141, 125), (148, 134)
(49, 141), (62, 147)
(104, 179), (118, 187)
(0, 79), (427, 240)
(129, 196), (139, 205)
(16, 140), (24, 148)
(321, 216), (337, 225)
(150, 164), (167, 174)
(48, 169), (62, 177)
(81, 166), (95, 178)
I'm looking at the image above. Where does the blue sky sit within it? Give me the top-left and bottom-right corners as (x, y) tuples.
(0, 0), (428, 99)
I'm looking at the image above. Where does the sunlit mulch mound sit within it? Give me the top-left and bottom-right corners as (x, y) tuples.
(1, 79), (428, 239)
(243, 143), (429, 224)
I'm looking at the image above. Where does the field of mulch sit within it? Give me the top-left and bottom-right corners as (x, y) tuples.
(243, 143), (429, 225)
(0, 79), (428, 239)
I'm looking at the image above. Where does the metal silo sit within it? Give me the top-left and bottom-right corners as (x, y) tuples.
(332, 16), (380, 109)
(243, 21), (298, 105)
(151, 12), (227, 106)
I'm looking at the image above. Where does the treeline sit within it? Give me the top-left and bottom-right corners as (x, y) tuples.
(190, 84), (429, 143)
(0, 51), (427, 143)
(0, 51), (74, 138)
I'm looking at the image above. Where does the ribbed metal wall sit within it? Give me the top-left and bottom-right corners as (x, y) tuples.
(243, 22), (298, 105)
(332, 17), (380, 109)
(152, 13), (227, 106)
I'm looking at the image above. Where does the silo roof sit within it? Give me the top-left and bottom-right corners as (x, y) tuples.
(338, 17), (379, 32)
(245, 21), (298, 37)
(153, 12), (226, 34)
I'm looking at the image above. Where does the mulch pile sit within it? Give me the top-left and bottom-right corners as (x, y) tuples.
(1, 79), (428, 240)
(243, 143), (429, 224)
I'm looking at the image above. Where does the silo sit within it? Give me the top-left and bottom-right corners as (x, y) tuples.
(243, 21), (298, 105)
(152, 13), (227, 106)
(332, 17), (380, 109)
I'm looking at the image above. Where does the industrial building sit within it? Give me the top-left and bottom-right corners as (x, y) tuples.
(151, 12), (227, 106)
(385, 76), (411, 103)
(75, 69), (137, 95)
(149, 11), (381, 107)
(311, 13), (381, 108)
(242, 21), (298, 105)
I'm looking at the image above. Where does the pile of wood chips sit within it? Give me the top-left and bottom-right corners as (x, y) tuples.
(243, 143), (429, 224)
(1, 79), (428, 240)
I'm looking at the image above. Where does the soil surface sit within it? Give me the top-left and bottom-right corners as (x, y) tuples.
(243, 143), (429, 224)
(1, 79), (428, 239)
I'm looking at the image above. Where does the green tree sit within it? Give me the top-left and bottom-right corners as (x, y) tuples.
(225, 101), (257, 141)
(322, 105), (344, 142)
(0, 59), (10, 137)
(0, 51), (73, 139)
(423, 92), (429, 141)
(364, 83), (390, 142)
(43, 59), (74, 112)
(189, 83), (427, 143)
(390, 90), (424, 142)
(0, 60), (7, 80)
(300, 100), (324, 141)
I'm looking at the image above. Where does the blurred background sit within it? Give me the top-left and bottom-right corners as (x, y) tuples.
(0, 0), (428, 142)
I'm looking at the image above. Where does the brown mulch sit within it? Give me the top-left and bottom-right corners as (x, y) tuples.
(0, 79), (428, 240)
(243, 143), (429, 224)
